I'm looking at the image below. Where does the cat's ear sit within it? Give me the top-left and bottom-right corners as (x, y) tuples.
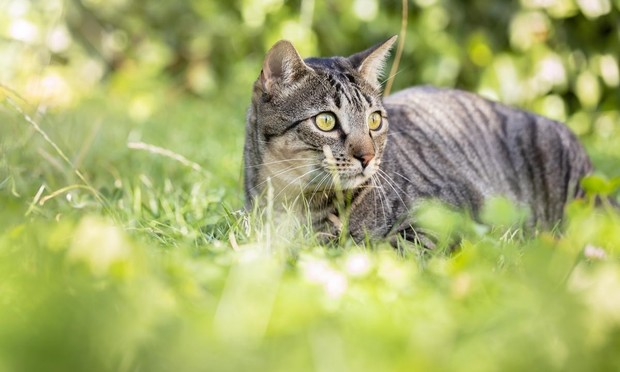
(348, 36), (397, 88)
(260, 40), (311, 94)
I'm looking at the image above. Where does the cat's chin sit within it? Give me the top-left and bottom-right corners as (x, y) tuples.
(336, 172), (373, 190)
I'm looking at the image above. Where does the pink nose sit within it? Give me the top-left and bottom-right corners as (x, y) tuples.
(354, 153), (375, 169)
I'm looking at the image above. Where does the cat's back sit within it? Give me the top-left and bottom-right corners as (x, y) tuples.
(379, 86), (592, 227)
(384, 86), (553, 136)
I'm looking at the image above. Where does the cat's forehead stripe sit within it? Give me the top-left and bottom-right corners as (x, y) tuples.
(325, 71), (369, 111)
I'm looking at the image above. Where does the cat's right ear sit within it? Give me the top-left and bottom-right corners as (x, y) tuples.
(260, 40), (311, 95)
(348, 36), (397, 89)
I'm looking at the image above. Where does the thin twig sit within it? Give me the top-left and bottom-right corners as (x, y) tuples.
(229, 230), (240, 251)
(7, 97), (105, 211)
(127, 141), (208, 176)
(385, 0), (408, 96)
(7, 98), (73, 168)
(39, 184), (96, 206)
(25, 184), (46, 216)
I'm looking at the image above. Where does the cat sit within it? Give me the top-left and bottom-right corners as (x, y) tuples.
(243, 36), (593, 247)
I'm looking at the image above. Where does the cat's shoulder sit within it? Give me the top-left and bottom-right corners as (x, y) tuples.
(383, 85), (488, 107)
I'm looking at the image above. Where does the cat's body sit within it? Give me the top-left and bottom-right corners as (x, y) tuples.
(348, 86), (591, 242)
(244, 37), (592, 246)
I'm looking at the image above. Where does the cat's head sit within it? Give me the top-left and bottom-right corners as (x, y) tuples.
(245, 37), (397, 203)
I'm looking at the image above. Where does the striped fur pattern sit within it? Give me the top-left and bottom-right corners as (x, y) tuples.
(244, 38), (592, 245)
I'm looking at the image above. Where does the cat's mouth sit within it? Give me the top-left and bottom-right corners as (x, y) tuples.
(338, 173), (372, 189)
(319, 145), (378, 190)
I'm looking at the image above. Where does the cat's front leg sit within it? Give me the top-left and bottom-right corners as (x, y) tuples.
(390, 223), (437, 250)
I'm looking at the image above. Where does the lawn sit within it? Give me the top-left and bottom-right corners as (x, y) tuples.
(1, 80), (619, 371)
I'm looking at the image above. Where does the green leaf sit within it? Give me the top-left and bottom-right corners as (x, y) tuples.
(581, 174), (615, 196)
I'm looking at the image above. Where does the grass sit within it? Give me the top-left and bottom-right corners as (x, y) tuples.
(1, 83), (620, 371)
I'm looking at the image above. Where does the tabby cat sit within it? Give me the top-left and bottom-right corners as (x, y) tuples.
(243, 36), (592, 246)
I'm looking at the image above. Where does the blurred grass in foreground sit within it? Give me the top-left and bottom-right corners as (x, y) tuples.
(1, 184), (620, 371)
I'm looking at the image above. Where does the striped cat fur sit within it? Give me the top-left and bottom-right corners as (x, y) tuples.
(243, 37), (592, 246)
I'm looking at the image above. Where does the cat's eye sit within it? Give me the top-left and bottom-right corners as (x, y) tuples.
(315, 112), (337, 131)
(368, 112), (383, 130)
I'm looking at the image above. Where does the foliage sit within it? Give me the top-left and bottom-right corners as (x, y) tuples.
(1, 0), (620, 371)
(2, 205), (620, 372)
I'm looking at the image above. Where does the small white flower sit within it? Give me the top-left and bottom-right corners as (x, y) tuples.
(345, 253), (372, 277)
(324, 272), (348, 299)
(584, 244), (607, 261)
(300, 258), (348, 299)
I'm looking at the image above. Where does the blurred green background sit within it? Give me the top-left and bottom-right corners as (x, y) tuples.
(2, 0), (619, 178)
(1, 1), (620, 371)
(3, 0), (620, 113)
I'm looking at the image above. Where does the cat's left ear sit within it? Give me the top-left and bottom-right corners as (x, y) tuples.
(348, 36), (397, 89)
(260, 40), (311, 95)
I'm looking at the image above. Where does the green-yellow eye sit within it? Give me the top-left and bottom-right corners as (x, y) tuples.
(368, 112), (382, 130)
(315, 112), (337, 131)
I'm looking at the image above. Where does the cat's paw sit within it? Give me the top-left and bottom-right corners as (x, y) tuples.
(327, 213), (343, 233)
(315, 232), (339, 246)
(314, 213), (343, 246)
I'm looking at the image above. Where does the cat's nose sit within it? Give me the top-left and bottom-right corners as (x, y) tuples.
(354, 152), (375, 169)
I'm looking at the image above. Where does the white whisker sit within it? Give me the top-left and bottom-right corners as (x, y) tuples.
(371, 174), (389, 229)
(273, 167), (321, 201)
(308, 173), (332, 206)
(252, 162), (321, 190)
(376, 169), (409, 210)
(246, 157), (318, 168)
(390, 170), (414, 184)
